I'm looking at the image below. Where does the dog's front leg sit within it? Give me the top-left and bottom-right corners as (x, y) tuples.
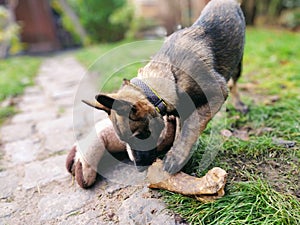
(163, 104), (214, 174)
(66, 119), (126, 188)
(66, 131), (106, 188)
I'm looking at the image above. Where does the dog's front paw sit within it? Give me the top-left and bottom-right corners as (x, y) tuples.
(162, 151), (184, 174)
(66, 145), (97, 189)
(74, 159), (97, 189)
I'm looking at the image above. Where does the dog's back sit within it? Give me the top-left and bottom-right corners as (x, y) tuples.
(149, 0), (245, 83)
(194, 0), (245, 81)
(142, 0), (245, 113)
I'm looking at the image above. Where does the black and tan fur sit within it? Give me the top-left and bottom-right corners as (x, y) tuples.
(84, 0), (246, 174)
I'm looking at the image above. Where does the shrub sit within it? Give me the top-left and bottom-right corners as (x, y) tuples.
(0, 5), (22, 57)
(109, 3), (160, 40)
(51, 0), (83, 46)
(69, 0), (131, 42)
(280, 8), (300, 29)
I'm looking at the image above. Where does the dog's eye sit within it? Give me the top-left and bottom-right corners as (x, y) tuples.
(128, 106), (138, 121)
(129, 113), (147, 122)
(131, 105), (137, 113)
(129, 115), (139, 121)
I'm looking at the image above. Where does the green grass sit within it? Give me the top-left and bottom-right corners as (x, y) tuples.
(175, 28), (300, 224)
(0, 106), (16, 125)
(74, 28), (300, 224)
(243, 28), (300, 98)
(0, 56), (42, 124)
(75, 40), (163, 92)
(75, 42), (122, 68)
(163, 178), (300, 225)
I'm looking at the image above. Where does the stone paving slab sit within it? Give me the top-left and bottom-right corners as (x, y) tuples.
(17, 100), (49, 113)
(36, 116), (75, 153)
(57, 209), (107, 225)
(3, 139), (40, 165)
(0, 202), (18, 218)
(118, 188), (175, 225)
(0, 123), (33, 143)
(11, 110), (57, 124)
(38, 189), (93, 222)
(0, 170), (21, 199)
(22, 155), (70, 190)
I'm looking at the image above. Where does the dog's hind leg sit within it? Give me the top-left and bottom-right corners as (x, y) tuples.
(229, 60), (249, 114)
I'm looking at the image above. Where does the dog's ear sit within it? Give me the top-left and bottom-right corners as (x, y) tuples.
(95, 94), (133, 116)
(81, 99), (111, 114)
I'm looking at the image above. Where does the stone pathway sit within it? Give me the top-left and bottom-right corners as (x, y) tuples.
(0, 55), (179, 224)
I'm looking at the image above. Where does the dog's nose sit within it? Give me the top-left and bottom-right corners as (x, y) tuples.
(132, 149), (157, 170)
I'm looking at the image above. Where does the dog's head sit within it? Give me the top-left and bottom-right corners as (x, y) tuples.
(83, 90), (165, 170)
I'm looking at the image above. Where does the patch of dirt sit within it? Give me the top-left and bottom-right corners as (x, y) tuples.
(259, 159), (300, 198)
(224, 155), (300, 200)
(222, 82), (299, 200)
(95, 183), (171, 224)
(96, 185), (140, 223)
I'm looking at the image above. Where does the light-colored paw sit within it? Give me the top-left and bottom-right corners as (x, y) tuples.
(66, 144), (97, 188)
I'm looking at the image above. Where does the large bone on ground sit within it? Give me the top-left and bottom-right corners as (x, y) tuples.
(147, 159), (227, 202)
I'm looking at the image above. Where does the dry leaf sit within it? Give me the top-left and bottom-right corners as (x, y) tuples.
(232, 130), (249, 141)
(221, 129), (233, 138)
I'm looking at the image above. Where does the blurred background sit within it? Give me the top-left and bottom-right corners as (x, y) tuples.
(1, 0), (300, 57)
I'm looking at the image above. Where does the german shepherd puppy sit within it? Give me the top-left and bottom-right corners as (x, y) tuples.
(85, 0), (246, 174)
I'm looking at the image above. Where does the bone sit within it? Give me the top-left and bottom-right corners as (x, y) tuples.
(147, 159), (227, 202)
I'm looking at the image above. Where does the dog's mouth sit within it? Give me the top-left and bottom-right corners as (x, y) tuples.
(123, 121), (164, 171)
(126, 144), (157, 171)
